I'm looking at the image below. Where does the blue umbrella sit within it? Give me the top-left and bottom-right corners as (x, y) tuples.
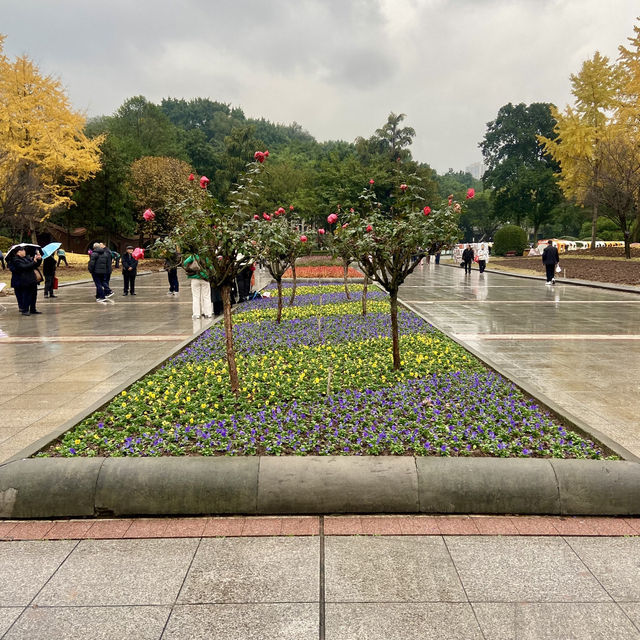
(42, 242), (62, 259)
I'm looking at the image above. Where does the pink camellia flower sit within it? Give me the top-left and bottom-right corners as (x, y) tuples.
(349, 208), (354, 213)
(254, 151), (265, 163)
(264, 150), (269, 157)
(253, 214), (259, 220)
(200, 176), (210, 189)
(289, 205), (294, 211)
(300, 235), (307, 242)
(277, 207), (285, 215)
(263, 212), (271, 221)
(466, 188), (475, 199)
(143, 208), (155, 221)
(327, 213), (338, 224)
(318, 228), (326, 235)
(447, 194), (453, 205)
(400, 183), (408, 191)
(188, 173), (195, 182)
(423, 206), (431, 216)
(366, 224), (373, 232)
(369, 179), (375, 185)
(342, 223), (348, 229)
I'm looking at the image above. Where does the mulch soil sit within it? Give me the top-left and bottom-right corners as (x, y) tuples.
(490, 248), (640, 286)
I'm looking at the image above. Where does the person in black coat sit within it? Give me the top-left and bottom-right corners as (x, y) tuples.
(43, 255), (57, 298)
(462, 245), (474, 274)
(542, 240), (560, 285)
(121, 246), (138, 295)
(88, 242), (113, 302)
(8, 247), (43, 315)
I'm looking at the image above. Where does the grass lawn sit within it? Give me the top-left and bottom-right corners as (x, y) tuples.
(42, 282), (613, 460)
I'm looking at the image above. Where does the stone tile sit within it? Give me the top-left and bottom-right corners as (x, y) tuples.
(360, 516), (404, 535)
(202, 517), (245, 537)
(472, 516), (519, 536)
(511, 516), (561, 536)
(587, 517), (638, 536)
(567, 537), (640, 601)
(44, 521), (94, 540)
(0, 540), (76, 605)
(123, 519), (170, 538)
(280, 517), (319, 536)
(5, 521), (54, 540)
(163, 603), (318, 639)
(552, 517), (596, 536)
(625, 519), (640, 535)
(618, 603), (640, 629)
(324, 517), (363, 535)
(241, 516), (283, 536)
(3, 605), (171, 640)
(472, 602), (640, 640)
(325, 536), (465, 602)
(34, 538), (199, 606)
(163, 518), (208, 538)
(0, 521), (18, 539)
(325, 603), (483, 639)
(436, 516), (480, 535)
(445, 536), (611, 602)
(85, 519), (133, 539)
(178, 537), (318, 604)
(398, 516), (440, 535)
(0, 608), (23, 637)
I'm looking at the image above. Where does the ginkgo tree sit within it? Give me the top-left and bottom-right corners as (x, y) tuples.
(0, 36), (103, 241)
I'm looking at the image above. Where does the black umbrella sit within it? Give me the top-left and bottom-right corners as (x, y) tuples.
(5, 243), (42, 262)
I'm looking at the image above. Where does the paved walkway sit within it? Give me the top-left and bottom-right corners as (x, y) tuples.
(402, 261), (640, 458)
(1, 515), (640, 639)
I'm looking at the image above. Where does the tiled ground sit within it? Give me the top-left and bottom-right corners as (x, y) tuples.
(1, 515), (640, 540)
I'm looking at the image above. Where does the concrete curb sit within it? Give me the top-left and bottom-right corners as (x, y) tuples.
(2, 457), (640, 518)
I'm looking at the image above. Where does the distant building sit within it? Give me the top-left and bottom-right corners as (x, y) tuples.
(465, 161), (486, 180)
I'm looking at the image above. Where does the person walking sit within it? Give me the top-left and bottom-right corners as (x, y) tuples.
(122, 246), (138, 296)
(462, 244), (474, 274)
(435, 251), (441, 265)
(8, 247), (43, 315)
(542, 239), (560, 285)
(165, 248), (181, 295)
(88, 242), (113, 302)
(42, 254), (58, 298)
(56, 247), (69, 267)
(184, 253), (213, 318)
(477, 244), (489, 274)
(112, 250), (121, 269)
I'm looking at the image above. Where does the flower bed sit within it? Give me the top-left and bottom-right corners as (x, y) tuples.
(282, 266), (362, 278)
(43, 284), (612, 459)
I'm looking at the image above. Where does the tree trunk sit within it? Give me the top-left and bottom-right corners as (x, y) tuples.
(390, 289), (401, 371)
(30, 225), (38, 244)
(361, 277), (368, 316)
(276, 279), (283, 323)
(221, 284), (240, 395)
(590, 203), (598, 250)
(343, 259), (350, 299)
(288, 262), (297, 306)
(624, 231), (631, 259)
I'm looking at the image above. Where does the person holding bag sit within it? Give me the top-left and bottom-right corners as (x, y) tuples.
(542, 239), (560, 285)
(184, 252), (213, 319)
(8, 247), (43, 315)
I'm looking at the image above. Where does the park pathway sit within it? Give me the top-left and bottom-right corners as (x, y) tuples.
(400, 261), (640, 459)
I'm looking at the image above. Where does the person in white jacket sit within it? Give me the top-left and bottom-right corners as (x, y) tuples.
(477, 244), (489, 274)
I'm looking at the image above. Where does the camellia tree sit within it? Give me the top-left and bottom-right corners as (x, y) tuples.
(344, 175), (470, 370)
(251, 204), (306, 323)
(323, 207), (357, 300)
(167, 150), (269, 394)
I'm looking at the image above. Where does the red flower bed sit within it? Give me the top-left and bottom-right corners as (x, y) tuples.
(283, 266), (362, 278)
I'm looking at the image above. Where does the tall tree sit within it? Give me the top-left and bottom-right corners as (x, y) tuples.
(481, 103), (561, 232)
(0, 37), (103, 241)
(539, 52), (621, 247)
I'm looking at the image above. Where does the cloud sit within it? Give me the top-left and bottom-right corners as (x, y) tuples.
(1, 0), (638, 172)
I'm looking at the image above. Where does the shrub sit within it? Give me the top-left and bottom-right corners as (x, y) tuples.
(0, 235), (14, 252)
(493, 225), (528, 256)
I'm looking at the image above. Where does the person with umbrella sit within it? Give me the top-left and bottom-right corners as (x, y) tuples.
(6, 244), (43, 315)
(41, 242), (61, 299)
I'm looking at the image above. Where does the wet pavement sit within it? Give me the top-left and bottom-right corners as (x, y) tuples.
(401, 261), (640, 459)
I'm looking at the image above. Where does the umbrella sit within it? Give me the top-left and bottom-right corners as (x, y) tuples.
(42, 242), (62, 259)
(5, 243), (42, 262)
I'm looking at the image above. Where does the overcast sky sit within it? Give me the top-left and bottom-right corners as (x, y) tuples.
(2, 0), (638, 173)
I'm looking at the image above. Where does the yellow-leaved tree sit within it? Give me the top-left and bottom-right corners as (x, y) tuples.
(0, 36), (104, 241)
(539, 51), (622, 249)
